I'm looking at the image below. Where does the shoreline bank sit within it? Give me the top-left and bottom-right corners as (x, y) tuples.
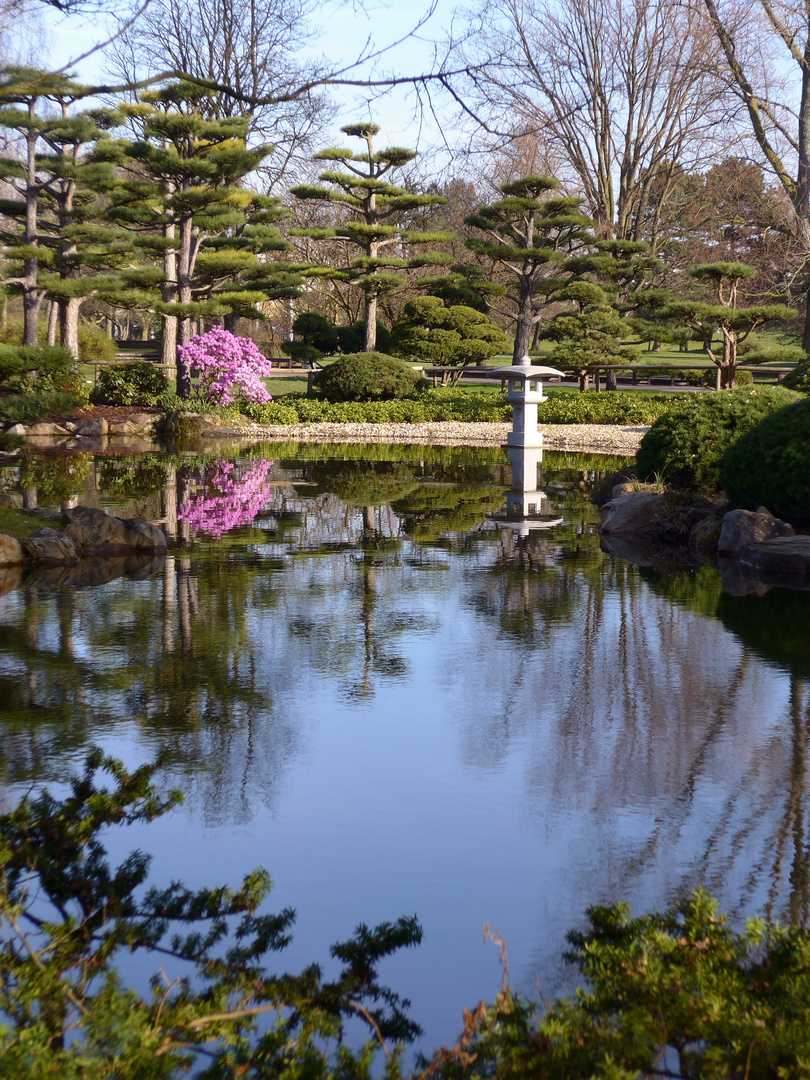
(240, 421), (649, 454)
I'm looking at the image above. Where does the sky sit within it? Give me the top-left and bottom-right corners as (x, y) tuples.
(35, 0), (462, 156)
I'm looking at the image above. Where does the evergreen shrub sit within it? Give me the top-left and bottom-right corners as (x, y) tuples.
(636, 385), (800, 490)
(0, 343), (89, 403)
(780, 361), (810, 393)
(313, 352), (422, 402)
(720, 396), (810, 521)
(0, 391), (85, 424)
(93, 360), (169, 406)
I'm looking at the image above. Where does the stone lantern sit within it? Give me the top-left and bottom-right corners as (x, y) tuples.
(489, 356), (565, 448)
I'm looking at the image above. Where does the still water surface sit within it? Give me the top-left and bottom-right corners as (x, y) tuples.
(1, 443), (809, 1052)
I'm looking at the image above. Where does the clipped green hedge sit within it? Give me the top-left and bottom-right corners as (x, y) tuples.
(243, 389), (677, 427)
(720, 396), (810, 521)
(637, 385), (801, 490)
(540, 390), (674, 424)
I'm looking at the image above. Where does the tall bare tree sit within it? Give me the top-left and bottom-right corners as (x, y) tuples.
(700, 0), (810, 351)
(106, 0), (331, 188)
(456, 0), (727, 244)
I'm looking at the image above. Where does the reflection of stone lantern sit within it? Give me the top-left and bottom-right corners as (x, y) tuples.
(490, 356), (565, 448)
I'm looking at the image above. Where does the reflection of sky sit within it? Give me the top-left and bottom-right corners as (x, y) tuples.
(1, 474), (808, 1057)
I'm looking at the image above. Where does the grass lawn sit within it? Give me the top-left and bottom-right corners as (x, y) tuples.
(0, 504), (50, 539)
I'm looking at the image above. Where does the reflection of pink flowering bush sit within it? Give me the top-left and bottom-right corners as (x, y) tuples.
(178, 327), (273, 404)
(178, 459), (274, 537)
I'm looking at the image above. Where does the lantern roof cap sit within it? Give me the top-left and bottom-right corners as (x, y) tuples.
(488, 356), (564, 379)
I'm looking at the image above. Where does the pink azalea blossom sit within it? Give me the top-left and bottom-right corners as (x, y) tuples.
(178, 458), (274, 537)
(178, 327), (274, 404)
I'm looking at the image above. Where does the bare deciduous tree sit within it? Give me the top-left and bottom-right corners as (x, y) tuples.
(701, 0), (810, 350)
(455, 0), (728, 245)
(106, 0), (332, 188)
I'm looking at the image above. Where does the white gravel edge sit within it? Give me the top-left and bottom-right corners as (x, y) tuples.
(238, 421), (648, 455)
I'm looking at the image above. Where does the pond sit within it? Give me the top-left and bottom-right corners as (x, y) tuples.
(1, 441), (810, 1054)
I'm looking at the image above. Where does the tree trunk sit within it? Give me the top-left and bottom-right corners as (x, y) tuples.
(46, 302), (58, 346)
(364, 291), (377, 351)
(58, 297), (81, 359)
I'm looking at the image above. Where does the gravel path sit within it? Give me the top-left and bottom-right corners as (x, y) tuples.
(240, 420), (649, 455)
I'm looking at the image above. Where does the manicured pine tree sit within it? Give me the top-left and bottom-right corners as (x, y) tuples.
(109, 83), (299, 395)
(464, 176), (593, 363)
(289, 122), (453, 351)
(661, 262), (795, 389)
(0, 68), (130, 357)
(554, 237), (665, 388)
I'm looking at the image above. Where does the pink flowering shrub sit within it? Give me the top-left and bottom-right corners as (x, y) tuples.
(178, 459), (274, 537)
(178, 327), (273, 405)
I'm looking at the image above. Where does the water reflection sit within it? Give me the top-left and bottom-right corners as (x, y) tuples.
(0, 444), (809, 1047)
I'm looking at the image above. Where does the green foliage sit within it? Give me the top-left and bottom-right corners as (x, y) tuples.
(779, 360), (810, 392)
(313, 352), (423, 402)
(97, 457), (170, 499)
(0, 391), (84, 424)
(0, 318), (125, 365)
(720, 396), (810, 520)
(159, 393), (242, 419)
(0, 342), (88, 405)
(242, 388), (673, 426)
(636, 385), (801, 490)
(282, 315), (392, 361)
(428, 889), (810, 1080)
(0, 750), (422, 1078)
(77, 321), (118, 363)
(390, 297), (510, 375)
(93, 360), (170, 406)
(540, 390), (674, 425)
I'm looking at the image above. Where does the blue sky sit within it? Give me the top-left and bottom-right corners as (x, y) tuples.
(36, 0), (459, 154)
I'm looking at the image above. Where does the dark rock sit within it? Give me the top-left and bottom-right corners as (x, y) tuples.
(22, 527), (78, 563)
(689, 516), (724, 552)
(599, 491), (666, 536)
(74, 417), (108, 437)
(718, 507), (794, 557)
(746, 535), (810, 581)
(62, 505), (167, 554)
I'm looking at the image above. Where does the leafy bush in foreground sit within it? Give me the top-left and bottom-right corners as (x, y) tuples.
(5, 754), (810, 1078)
(0, 751), (421, 1078)
(93, 359), (169, 406)
(313, 352), (422, 402)
(636, 385), (800, 490)
(720, 396), (810, 521)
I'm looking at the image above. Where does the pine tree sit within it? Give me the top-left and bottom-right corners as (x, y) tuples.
(109, 83), (299, 395)
(465, 176), (592, 363)
(290, 123), (453, 351)
(0, 68), (129, 357)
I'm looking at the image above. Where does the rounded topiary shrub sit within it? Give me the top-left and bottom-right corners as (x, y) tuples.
(720, 397), (810, 521)
(780, 361), (810, 393)
(312, 352), (422, 402)
(93, 360), (169, 406)
(636, 385), (801, 491)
